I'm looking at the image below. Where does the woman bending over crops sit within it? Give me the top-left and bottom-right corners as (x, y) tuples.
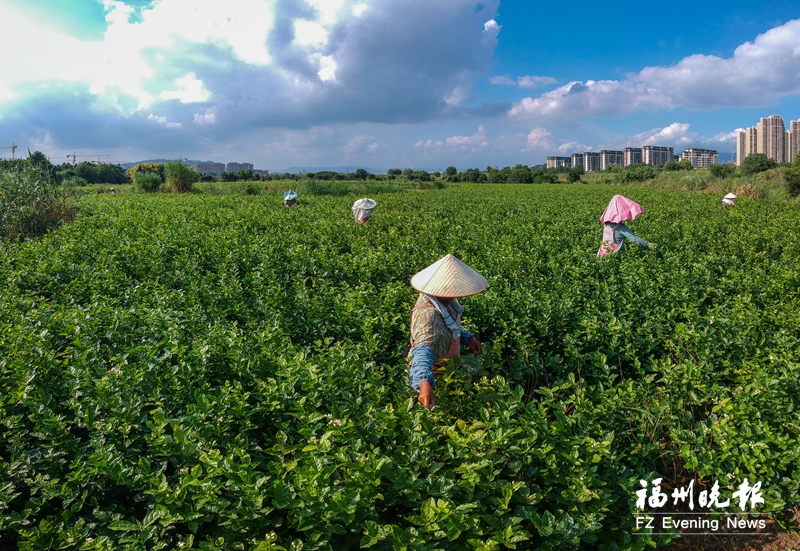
(597, 195), (655, 256)
(352, 197), (377, 223)
(406, 255), (487, 409)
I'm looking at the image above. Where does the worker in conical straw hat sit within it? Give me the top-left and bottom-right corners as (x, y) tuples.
(284, 189), (298, 207)
(597, 195), (655, 256)
(721, 192), (736, 207)
(352, 197), (377, 224)
(406, 254), (488, 409)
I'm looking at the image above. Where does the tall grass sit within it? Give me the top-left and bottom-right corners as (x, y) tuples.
(162, 161), (198, 193)
(0, 163), (73, 241)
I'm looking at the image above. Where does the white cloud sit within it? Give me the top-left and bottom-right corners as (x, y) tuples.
(517, 75), (558, 88)
(526, 127), (552, 149)
(710, 129), (743, 145)
(318, 56), (338, 81)
(416, 125), (489, 151)
(344, 134), (383, 153)
(294, 19), (329, 47)
(490, 75), (557, 88)
(490, 76), (516, 86)
(161, 73), (213, 104)
(557, 141), (589, 153)
(510, 18), (800, 122)
(639, 122), (696, 146)
(148, 113), (183, 129)
(483, 19), (500, 34)
(194, 111), (216, 125)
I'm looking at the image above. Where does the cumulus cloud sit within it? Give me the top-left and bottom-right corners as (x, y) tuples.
(510, 18), (800, 122)
(525, 127), (552, 149)
(344, 134), (384, 153)
(0, 0), (502, 154)
(517, 76), (558, 88)
(490, 76), (516, 86)
(556, 141), (590, 154)
(415, 125), (489, 151)
(490, 75), (557, 88)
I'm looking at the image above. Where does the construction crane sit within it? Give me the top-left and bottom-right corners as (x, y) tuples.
(67, 153), (109, 166)
(1, 143), (17, 160)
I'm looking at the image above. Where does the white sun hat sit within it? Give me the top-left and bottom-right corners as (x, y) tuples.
(410, 254), (488, 298)
(724, 193), (737, 199)
(352, 198), (377, 221)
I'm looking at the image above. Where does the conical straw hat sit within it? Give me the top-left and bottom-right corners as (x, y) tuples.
(724, 193), (737, 199)
(410, 254), (488, 298)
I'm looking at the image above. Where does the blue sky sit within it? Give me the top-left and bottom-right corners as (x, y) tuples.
(1, 0), (799, 171)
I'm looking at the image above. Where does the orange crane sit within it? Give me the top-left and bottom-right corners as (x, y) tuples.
(1, 143), (17, 160)
(67, 153), (109, 166)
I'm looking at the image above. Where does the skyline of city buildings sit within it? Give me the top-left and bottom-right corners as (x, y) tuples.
(737, 114), (800, 166)
(548, 144), (689, 171)
(545, 112), (800, 172)
(196, 161), (258, 177)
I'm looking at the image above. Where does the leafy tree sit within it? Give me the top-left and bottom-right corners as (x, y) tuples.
(739, 153), (777, 175)
(444, 166), (457, 178)
(532, 171), (557, 184)
(414, 170), (431, 182)
(354, 168), (368, 181)
(127, 163), (165, 181)
(237, 169), (254, 181)
(567, 165), (584, 183)
(708, 164), (735, 178)
(678, 159), (694, 171)
(785, 153), (800, 197)
(508, 166), (533, 183)
(616, 163), (655, 183)
(219, 172), (238, 182)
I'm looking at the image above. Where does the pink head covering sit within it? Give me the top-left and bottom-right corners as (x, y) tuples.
(600, 195), (645, 224)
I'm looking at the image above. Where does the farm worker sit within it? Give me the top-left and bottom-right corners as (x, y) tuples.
(721, 193), (736, 207)
(284, 190), (298, 207)
(597, 195), (655, 256)
(110, 187), (116, 195)
(352, 197), (377, 224)
(406, 254), (487, 410)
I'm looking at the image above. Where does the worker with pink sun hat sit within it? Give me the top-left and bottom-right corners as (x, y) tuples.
(597, 195), (655, 256)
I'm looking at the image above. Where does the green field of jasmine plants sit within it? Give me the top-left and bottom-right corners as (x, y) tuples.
(1, 184), (799, 550)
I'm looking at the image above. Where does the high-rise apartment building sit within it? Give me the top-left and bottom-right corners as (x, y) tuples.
(599, 150), (624, 171)
(787, 120), (800, 165)
(641, 145), (674, 166)
(583, 152), (601, 173)
(571, 153), (584, 169)
(623, 147), (642, 166)
(227, 162), (254, 173)
(757, 115), (785, 163)
(679, 148), (718, 168)
(197, 162), (226, 176)
(737, 126), (758, 165)
(546, 156), (571, 169)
